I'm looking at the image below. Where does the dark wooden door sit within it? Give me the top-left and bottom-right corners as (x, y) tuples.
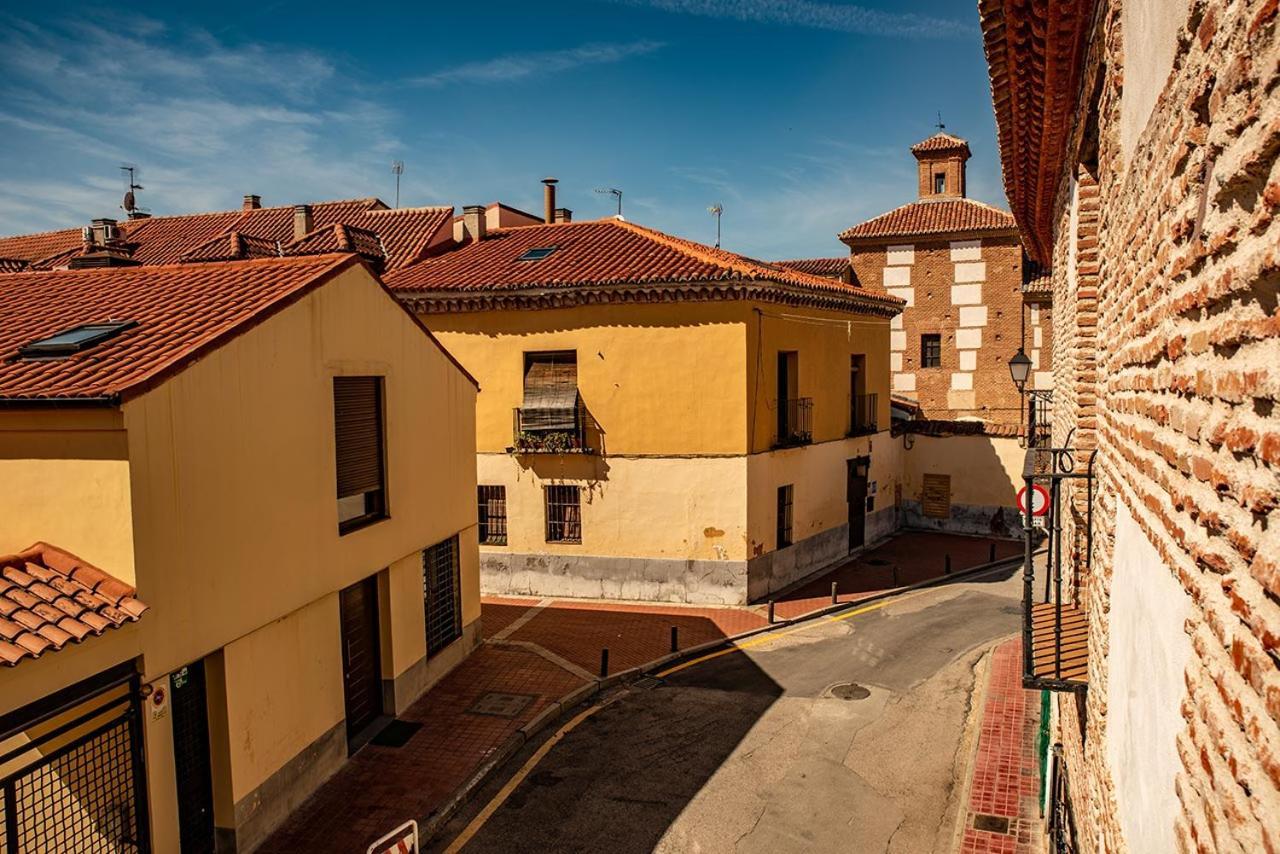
(171, 660), (215, 854)
(340, 576), (383, 744)
(847, 458), (869, 550)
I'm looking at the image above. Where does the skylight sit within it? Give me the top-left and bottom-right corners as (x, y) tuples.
(516, 246), (558, 262)
(19, 321), (137, 358)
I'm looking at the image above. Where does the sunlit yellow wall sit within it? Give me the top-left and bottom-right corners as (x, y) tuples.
(0, 410), (135, 583)
(425, 301), (749, 455)
(746, 303), (892, 454)
(477, 454), (748, 560)
(900, 434), (1023, 508)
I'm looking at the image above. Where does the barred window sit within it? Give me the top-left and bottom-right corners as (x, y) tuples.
(423, 536), (462, 656)
(921, 334), (942, 368)
(544, 485), (582, 544)
(777, 485), (793, 549)
(478, 485), (507, 545)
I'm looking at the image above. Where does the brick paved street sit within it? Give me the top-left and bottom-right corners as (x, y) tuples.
(959, 638), (1043, 854)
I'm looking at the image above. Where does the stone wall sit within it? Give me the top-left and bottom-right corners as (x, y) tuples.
(1046, 0), (1279, 850)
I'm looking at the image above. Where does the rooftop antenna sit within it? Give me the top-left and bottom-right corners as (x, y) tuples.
(595, 187), (623, 217)
(935, 112), (946, 131)
(119, 164), (147, 216)
(391, 161), (405, 209)
(708, 203), (723, 248)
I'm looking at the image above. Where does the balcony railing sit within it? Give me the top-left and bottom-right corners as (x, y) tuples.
(1022, 445), (1095, 692)
(1028, 389), (1053, 448)
(848, 392), (878, 436)
(512, 400), (594, 454)
(774, 397), (813, 447)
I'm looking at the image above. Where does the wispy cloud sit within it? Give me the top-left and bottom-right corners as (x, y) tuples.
(408, 40), (666, 87)
(605, 0), (971, 39)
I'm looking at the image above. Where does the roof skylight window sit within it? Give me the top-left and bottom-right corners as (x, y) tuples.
(19, 321), (137, 358)
(516, 246), (558, 262)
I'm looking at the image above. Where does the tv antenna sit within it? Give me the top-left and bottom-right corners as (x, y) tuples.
(935, 112), (946, 131)
(708, 203), (723, 248)
(120, 164), (147, 216)
(391, 161), (405, 209)
(595, 187), (623, 217)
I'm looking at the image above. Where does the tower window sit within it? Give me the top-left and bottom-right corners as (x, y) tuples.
(921, 334), (942, 368)
(934, 173), (946, 194)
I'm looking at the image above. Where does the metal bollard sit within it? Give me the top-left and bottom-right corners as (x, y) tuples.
(600, 648), (609, 678)
(670, 626), (679, 653)
(989, 543), (997, 563)
(768, 600), (776, 624)
(944, 554), (952, 575)
(831, 581), (839, 604)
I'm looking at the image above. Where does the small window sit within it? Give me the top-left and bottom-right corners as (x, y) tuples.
(776, 485), (793, 549)
(921, 334), (942, 368)
(517, 246), (558, 261)
(19, 321), (136, 358)
(544, 485), (581, 543)
(933, 173), (946, 194)
(423, 536), (462, 656)
(478, 485), (508, 545)
(334, 376), (387, 534)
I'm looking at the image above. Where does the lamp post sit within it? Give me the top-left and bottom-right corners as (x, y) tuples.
(1009, 348), (1032, 445)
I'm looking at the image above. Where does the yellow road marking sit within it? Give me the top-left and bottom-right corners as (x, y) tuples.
(443, 701), (610, 854)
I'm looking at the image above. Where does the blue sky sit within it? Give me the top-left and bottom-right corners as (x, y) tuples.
(0, 1), (1004, 259)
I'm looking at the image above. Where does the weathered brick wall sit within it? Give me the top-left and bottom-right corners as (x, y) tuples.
(1046, 0), (1280, 850)
(848, 234), (1034, 422)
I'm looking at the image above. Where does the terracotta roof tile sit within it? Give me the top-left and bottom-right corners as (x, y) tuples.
(839, 198), (1017, 241)
(0, 258), (29, 273)
(773, 257), (851, 279)
(0, 254), (356, 403)
(910, 132), (972, 156)
(286, 223), (385, 262)
(180, 231), (282, 263)
(388, 218), (901, 315)
(0, 543), (146, 666)
(1023, 273), (1052, 294)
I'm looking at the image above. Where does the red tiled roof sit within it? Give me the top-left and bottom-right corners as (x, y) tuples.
(839, 198), (1018, 241)
(0, 543), (146, 667)
(0, 258), (29, 273)
(181, 231), (282, 263)
(1023, 273), (1053, 294)
(911, 132), (972, 156)
(0, 200), (452, 271)
(286, 223), (385, 261)
(773, 257), (850, 278)
(388, 218), (900, 315)
(0, 254), (358, 403)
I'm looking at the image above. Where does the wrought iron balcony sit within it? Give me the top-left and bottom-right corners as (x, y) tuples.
(512, 400), (595, 454)
(774, 397), (813, 447)
(1022, 445), (1094, 691)
(848, 392), (878, 436)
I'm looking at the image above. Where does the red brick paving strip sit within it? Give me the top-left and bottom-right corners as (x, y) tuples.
(257, 645), (586, 853)
(959, 638), (1043, 854)
(479, 595), (541, 639)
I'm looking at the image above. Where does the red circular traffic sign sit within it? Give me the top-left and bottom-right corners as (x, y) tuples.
(1017, 484), (1050, 517)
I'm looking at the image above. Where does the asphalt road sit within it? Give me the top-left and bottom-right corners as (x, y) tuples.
(433, 563), (1024, 854)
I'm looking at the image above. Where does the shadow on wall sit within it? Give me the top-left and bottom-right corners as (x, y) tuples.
(900, 434), (1023, 538)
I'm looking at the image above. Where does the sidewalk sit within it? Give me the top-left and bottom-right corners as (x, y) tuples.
(958, 638), (1044, 854)
(258, 530), (1021, 852)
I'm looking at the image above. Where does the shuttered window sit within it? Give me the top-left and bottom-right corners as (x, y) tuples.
(522, 352), (578, 431)
(334, 376), (387, 533)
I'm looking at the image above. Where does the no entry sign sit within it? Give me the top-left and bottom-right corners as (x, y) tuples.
(1017, 484), (1050, 517)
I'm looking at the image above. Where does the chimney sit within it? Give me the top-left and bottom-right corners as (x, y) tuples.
(89, 218), (118, 245)
(243, 194), (262, 211)
(293, 204), (313, 242)
(553, 207), (573, 224)
(461, 205), (487, 242)
(541, 177), (558, 224)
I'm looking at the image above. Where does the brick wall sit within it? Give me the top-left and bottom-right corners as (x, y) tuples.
(849, 233), (1032, 422)
(1046, 0), (1279, 850)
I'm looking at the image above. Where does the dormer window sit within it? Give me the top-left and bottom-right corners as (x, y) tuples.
(19, 321), (136, 358)
(517, 246), (558, 262)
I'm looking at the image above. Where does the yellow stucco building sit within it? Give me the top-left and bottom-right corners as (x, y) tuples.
(388, 213), (903, 604)
(0, 254), (479, 852)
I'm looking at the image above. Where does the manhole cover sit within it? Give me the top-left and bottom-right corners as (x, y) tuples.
(467, 692), (536, 718)
(864, 558), (890, 566)
(632, 676), (664, 691)
(973, 814), (1010, 834)
(829, 682), (871, 700)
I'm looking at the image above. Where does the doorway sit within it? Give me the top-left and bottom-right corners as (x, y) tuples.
(339, 575), (384, 748)
(847, 457), (870, 551)
(171, 660), (215, 854)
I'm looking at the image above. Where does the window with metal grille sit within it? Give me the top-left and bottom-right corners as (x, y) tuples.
(334, 376), (387, 534)
(478, 485), (507, 545)
(544, 485), (582, 543)
(423, 536), (462, 657)
(921, 334), (942, 368)
(776, 485), (793, 549)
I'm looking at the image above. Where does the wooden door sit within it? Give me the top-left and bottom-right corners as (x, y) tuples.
(847, 457), (869, 550)
(339, 576), (383, 744)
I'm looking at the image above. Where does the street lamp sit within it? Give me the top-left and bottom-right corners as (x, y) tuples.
(1008, 348), (1032, 393)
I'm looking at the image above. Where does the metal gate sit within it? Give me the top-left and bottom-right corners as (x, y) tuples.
(0, 662), (149, 853)
(171, 661), (215, 854)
